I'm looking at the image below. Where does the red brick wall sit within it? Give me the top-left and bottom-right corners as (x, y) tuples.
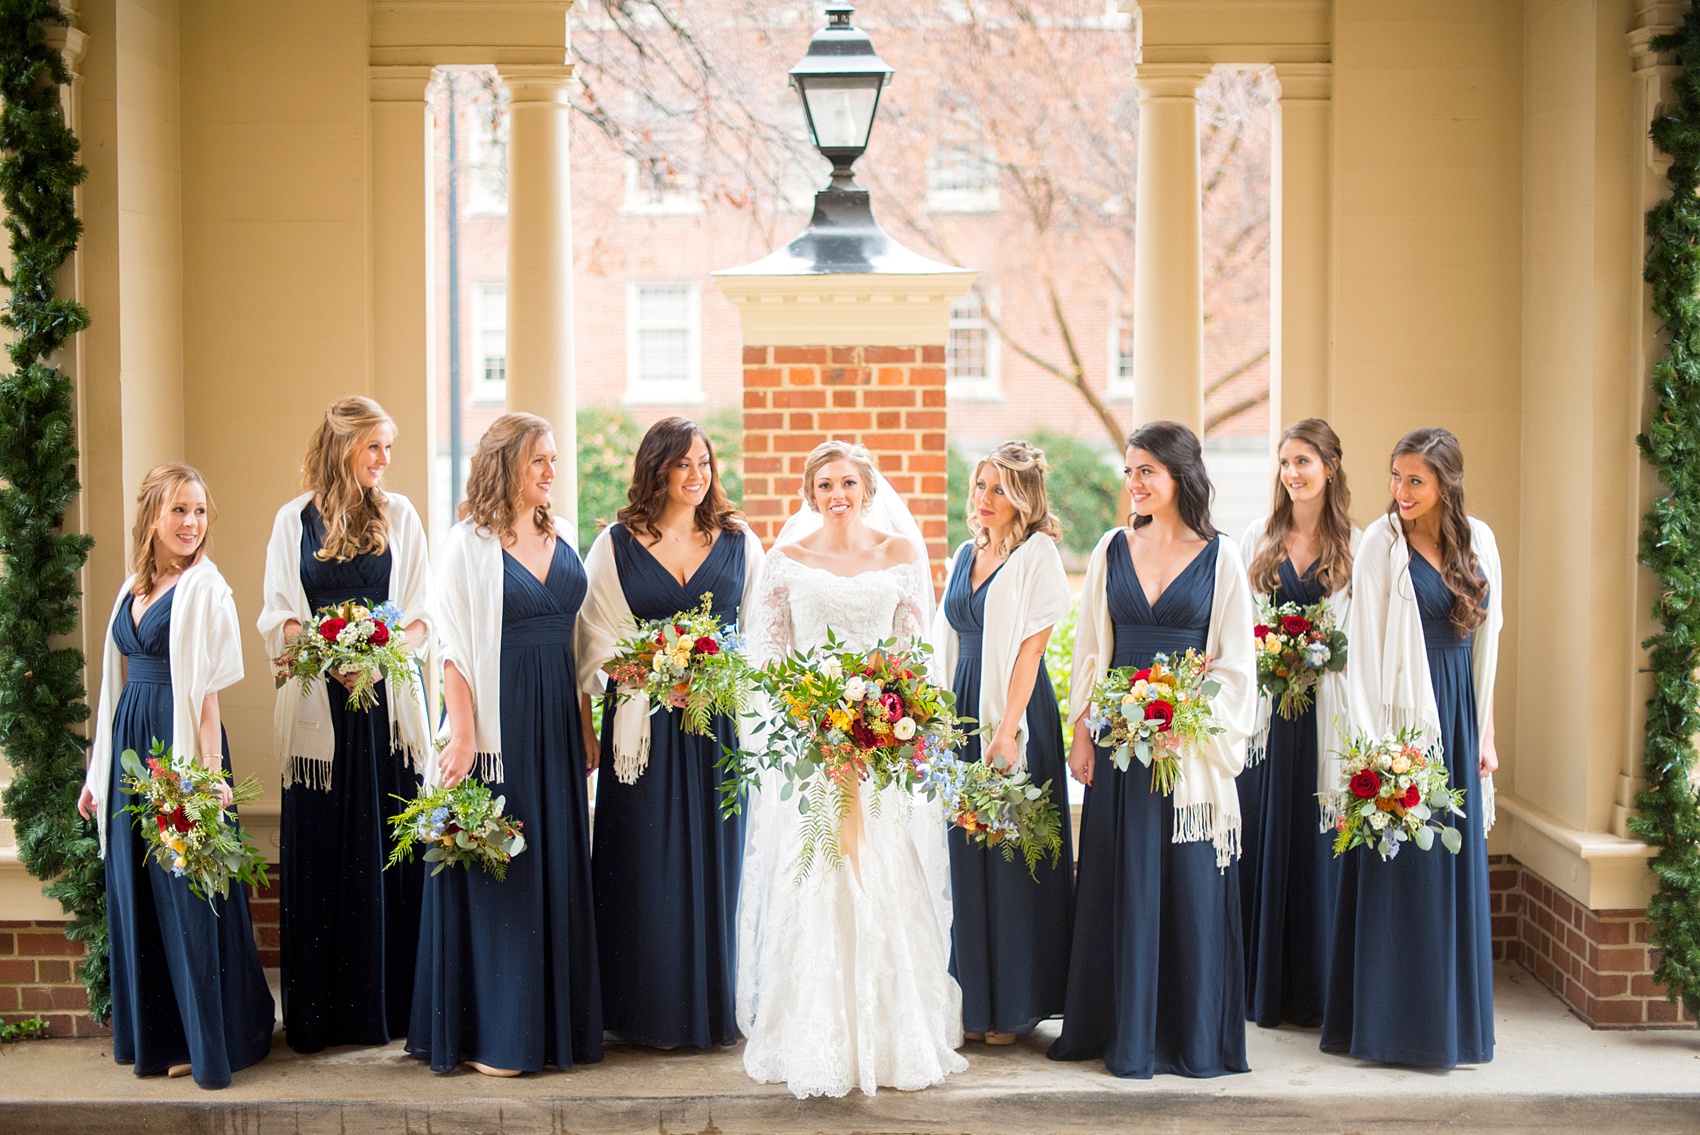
(740, 344), (951, 582)
(0, 875), (281, 1039)
(1489, 854), (1696, 1029)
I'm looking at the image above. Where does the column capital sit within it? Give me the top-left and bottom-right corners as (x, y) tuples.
(496, 62), (576, 104)
(1132, 62), (1213, 101)
(1267, 61), (1331, 103)
(369, 64), (435, 104)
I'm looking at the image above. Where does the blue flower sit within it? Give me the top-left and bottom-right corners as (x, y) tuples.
(171, 866), (186, 877)
(178, 777), (194, 792)
(372, 600), (404, 626)
(429, 806), (449, 823)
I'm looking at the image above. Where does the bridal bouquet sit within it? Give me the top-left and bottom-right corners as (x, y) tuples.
(1082, 650), (1223, 794)
(118, 739), (269, 904)
(1254, 598), (1348, 718)
(723, 632), (1063, 880)
(1332, 726), (1465, 861)
(272, 599), (415, 712)
(605, 593), (756, 736)
(386, 779), (526, 880)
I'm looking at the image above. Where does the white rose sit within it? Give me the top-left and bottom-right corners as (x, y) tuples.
(893, 716), (916, 741)
(843, 676), (867, 702)
(820, 656), (843, 680)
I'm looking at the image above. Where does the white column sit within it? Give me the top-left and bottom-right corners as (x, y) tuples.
(368, 65), (438, 535)
(1268, 63), (1332, 430)
(1131, 63), (1212, 435)
(496, 62), (577, 539)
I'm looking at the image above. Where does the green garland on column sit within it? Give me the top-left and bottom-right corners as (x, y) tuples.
(1635, 2), (1700, 1021)
(0, 0), (100, 1017)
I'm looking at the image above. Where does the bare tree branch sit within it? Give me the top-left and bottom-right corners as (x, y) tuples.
(1204, 347), (1270, 399)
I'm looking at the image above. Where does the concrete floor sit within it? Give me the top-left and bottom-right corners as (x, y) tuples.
(1, 964), (1698, 1134)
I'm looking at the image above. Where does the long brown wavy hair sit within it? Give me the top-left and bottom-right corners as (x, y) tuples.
(969, 440), (1062, 558)
(129, 464), (215, 598)
(1125, 421), (1218, 540)
(615, 417), (741, 542)
(460, 412), (558, 542)
(302, 396), (392, 562)
(1248, 418), (1354, 596)
(1387, 427), (1488, 634)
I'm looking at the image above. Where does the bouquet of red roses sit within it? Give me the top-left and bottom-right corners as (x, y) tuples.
(1332, 727), (1465, 860)
(272, 599), (414, 711)
(1254, 598), (1348, 719)
(119, 739), (269, 904)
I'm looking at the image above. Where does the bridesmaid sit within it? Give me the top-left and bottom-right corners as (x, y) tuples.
(409, 413), (603, 1075)
(932, 440), (1074, 1044)
(576, 416), (764, 1050)
(1048, 421), (1256, 1079)
(259, 396), (433, 1052)
(1322, 427), (1502, 1068)
(79, 464), (274, 1089)
(1236, 419), (1360, 1028)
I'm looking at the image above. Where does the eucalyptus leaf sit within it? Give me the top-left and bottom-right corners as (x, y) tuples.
(1440, 825), (1463, 854)
(1414, 825), (1434, 851)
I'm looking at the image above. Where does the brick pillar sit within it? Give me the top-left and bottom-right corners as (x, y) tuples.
(739, 343), (950, 581)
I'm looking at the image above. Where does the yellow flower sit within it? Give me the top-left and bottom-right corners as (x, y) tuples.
(1390, 755), (1411, 774)
(829, 708), (853, 731)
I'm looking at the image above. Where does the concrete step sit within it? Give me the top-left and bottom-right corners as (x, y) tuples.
(2, 966), (1697, 1135)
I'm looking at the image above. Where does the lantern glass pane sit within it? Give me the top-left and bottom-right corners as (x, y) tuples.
(800, 77), (881, 150)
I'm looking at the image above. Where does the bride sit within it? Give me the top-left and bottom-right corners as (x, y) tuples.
(737, 440), (968, 1098)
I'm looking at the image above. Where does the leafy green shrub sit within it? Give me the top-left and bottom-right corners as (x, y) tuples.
(1045, 604), (1078, 750)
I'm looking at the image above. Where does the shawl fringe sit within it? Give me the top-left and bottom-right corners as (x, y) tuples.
(1246, 696), (1272, 767)
(1171, 799), (1243, 869)
(613, 725), (651, 786)
(285, 754), (333, 792)
(471, 751), (505, 785)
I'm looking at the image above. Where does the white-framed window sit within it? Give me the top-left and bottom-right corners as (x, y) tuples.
(947, 290), (1001, 401)
(1107, 304), (1135, 401)
(470, 281), (507, 403)
(625, 280), (703, 403)
(927, 146), (1000, 213)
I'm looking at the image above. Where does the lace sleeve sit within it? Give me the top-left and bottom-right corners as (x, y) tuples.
(747, 553), (795, 667)
(891, 559), (931, 648)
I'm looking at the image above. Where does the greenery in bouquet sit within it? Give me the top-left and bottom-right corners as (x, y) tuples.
(916, 751), (1063, 878)
(118, 739), (269, 905)
(1082, 650), (1223, 794)
(1254, 597), (1347, 719)
(1332, 726), (1466, 861)
(723, 632), (1061, 881)
(605, 593), (755, 737)
(387, 779), (526, 880)
(272, 598), (415, 712)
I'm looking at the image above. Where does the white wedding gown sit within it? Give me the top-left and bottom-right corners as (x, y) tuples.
(736, 552), (968, 1098)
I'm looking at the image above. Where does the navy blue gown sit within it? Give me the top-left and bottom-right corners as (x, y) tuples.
(1240, 559), (1340, 1027)
(281, 502), (423, 1051)
(408, 538), (604, 1072)
(1049, 534), (1248, 1078)
(943, 543), (1073, 1036)
(592, 525), (746, 1048)
(1322, 554), (1493, 1067)
(105, 589), (275, 1089)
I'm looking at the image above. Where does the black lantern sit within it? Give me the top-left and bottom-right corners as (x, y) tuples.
(790, 4), (893, 190)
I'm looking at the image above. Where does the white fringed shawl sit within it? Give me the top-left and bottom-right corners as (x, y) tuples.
(1071, 529), (1258, 867)
(930, 534), (1072, 775)
(1239, 516), (1364, 831)
(1346, 513), (1503, 835)
(257, 491), (434, 791)
(430, 516), (577, 786)
(85, 559), (244, 857)
(573, 522), (766, 784)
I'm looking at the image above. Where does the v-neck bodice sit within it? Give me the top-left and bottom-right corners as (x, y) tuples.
(502, 539), (587, 649)
(610, 523), (744, 623)
(1409, 553), (1480, 654)
(115, 588), (175, 685)
(299, 502), (392, 611)
(1276, 557), (1327, 607)
(1104, 531), (1218, 668)
(943, 543), (1002, 661)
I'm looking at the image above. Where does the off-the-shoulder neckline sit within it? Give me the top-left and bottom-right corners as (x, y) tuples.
(770, 549), (923, 582)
